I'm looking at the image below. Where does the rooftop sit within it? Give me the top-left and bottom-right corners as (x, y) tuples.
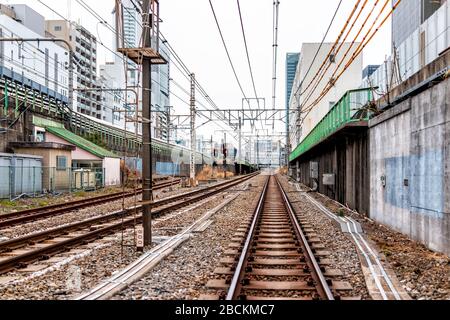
(45, 127), (119, 159)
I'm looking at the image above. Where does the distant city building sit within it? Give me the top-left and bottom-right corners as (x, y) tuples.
(9, 4), (45, 36)
(46, 20), (100, 118)
(362, 65), (380, 80)
(286, 53), (300, 109)
(152, 38), (170, 141)
(0, 5), (70, 100)
(112, 0), (140, 87)
(249, 139), (281, 168)
(98, 65), (125, 126)
(285, 52), (300, 158)
(364, 1), (449, 99)
(392, 0), (446, 47)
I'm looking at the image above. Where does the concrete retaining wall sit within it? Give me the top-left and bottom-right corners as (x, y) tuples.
(369, 77), (450, 256)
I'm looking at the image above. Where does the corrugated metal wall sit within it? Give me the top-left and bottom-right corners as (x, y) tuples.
(363, 2), (449, 99)
(293, 131), (370, 215)
(0, 153), (43, 199)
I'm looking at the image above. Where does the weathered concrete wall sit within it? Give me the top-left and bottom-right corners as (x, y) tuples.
(369, 77), (450, 256)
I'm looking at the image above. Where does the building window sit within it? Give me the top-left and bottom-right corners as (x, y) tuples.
(56, 156), (67, 171)
(36, 131), (45, 142)
(54, 26), (62, 32)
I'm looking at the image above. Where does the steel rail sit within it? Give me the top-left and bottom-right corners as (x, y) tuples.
(225, 175), (334, 300)
(0, 174), (257, 252)
(0, 179), (181, 229)
(226, 176), (270, 300)
(0, 173), (258, 275)
(276, 176), (334, 300)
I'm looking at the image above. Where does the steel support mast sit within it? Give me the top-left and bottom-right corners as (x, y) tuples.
(238, 117), (242, 175)
(190, 73), (196, 186)
(142, 0), (153, 246)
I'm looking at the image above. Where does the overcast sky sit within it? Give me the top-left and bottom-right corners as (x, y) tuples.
(6, 0), (392, 144)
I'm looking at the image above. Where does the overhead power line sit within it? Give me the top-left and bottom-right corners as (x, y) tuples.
(294, 0), (362, 106)
(300, 0), (378, 110)
(301, 0), (400, 115)
(208, 0), (250, 106)
(291, 0), (343, 106)
(236, 0), (259, 105)
(271, 0), (280, 110)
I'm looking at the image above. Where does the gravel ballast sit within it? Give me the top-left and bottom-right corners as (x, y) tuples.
(113, 175), (266, 300)
(0, 177), (258, 300)
(306, 190), (449, 300)
(277, 175), (371, 299)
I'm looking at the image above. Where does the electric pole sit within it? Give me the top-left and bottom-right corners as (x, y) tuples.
(286, 108), (290, 174)
(238, 117), (242, 176)
(256, 134), (260, 170)
(223, 132), (227, 179)
(142, 0), (153, 246)
(190, 73), (196, 187)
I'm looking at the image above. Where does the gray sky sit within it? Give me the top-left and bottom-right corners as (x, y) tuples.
(7, 0), (392, 144)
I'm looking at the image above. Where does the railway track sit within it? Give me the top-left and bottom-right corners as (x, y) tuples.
(0, 173), (259, 275)
(204, 175), (353, 300)
(0, 178), (181, 229)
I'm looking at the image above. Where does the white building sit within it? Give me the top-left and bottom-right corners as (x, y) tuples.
(98, 65), (124, 126)
(0, 4), (70, 100)
(289, 42), (363, 148)
(248, 139), (281, 167)
(363, 1), (449, 99)
(45, 20), (100, 118)
(106, 2), (170, 140)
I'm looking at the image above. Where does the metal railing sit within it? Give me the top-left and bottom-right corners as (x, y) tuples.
(290, 88), (372, 161)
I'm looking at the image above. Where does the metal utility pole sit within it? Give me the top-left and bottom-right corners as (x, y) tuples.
(256, 134), (260, 169)
(249, 136), (252, 167)
(190, 73), (196, 187)
(286, 109), (290, 174)
(238, 117), (242, 175)
(142, 0), (153, 246)
(223, 132), (227, 179)
(166, 105), (171, 144)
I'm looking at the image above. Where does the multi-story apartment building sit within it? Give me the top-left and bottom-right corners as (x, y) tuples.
(45, 20), (100, 118)
(151, 38), (170, 141)
(0, 4), (70, 99)
(98, 65), (125, 126)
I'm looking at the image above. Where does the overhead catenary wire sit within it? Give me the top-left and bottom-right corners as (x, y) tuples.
(300, 0), (379, 110)
(40, 0), (242, 142)
(291, 0), (343, 107)
(301, 0), (401, 115)
(236, 0), (258, 128)
(271, 0), (280, 111)
(236, 0), (259, 104)
(208, 0), (250, 108)
(293, 0), (362, 104)
(298, 0), (368, 108)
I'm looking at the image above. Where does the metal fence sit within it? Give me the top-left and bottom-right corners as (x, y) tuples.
(290, 88), (372, 161)
(0, 166), (105, 200)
